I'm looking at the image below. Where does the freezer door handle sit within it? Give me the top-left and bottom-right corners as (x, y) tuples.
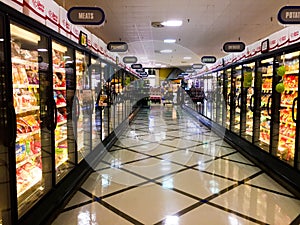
(250, 95), (254, 111)
(227, 93), (231, 106)
(7, 103), (16, 147)
(53, 100), (58, 130)
(292, 97), (298, 123)
(75, 96), (80, 121)
(267, 96), (272, 116)
(237, 94), (241, 108)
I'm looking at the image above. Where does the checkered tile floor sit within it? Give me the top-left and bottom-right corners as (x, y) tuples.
(51, 105), (300, 225)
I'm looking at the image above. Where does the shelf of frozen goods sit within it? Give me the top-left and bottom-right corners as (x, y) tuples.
(262, 73), (273, 77)
(16, 106), (40, 114)
(53, 67), (65, 73)
(56, 156), (69, 169)
(57, 120), (67, 126)
(279, 134), (295, 142)
(16, 152), (41, 169)
(259, 138), (269, 145)
(280, 104), (296, 108)
(16, 129), (40, 142)
(13, 84), (39, 89)
(12, 58), (37, 65)
(283, 88), (298, 92)
(55, 136), (67, 145)
(285, 70), (299, 75)
(17, 174), (41, 198)
(54, 86), (66, 91)
(56, 103), (67, 108)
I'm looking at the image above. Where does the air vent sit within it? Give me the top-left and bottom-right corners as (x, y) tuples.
(151, 22), (164, 28)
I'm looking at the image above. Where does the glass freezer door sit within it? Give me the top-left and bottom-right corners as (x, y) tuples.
(254, 58), (273, 151)
(10, 23), (52, 217)
(241, 62), (255, 142)
(91, 57), (101, 150)
(232, 66), (242, 135)
(52, 41), (75, 183)
(225, 68), (232, 130)
(75, 51), (91, 162)
(275, 51), (299, 166)
(0, 14), (15, 225)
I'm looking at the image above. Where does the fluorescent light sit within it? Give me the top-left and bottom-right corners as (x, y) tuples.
(164, 39), (176, 43)
(161, 65), (167, 68)
(160, 49), (172, 53)
(37, 48), (48, 52)
(161, 20), (182, 27)
(0, 38), (4, 42)
(183, 56), (192, 60)
(155, 63), (162, 66)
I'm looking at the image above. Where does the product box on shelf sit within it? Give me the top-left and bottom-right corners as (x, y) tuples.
(59, 6), (71, 38)
(1, 0), (23, 12)
(45, 0), (59, 32)
(23, 0), (46, 25)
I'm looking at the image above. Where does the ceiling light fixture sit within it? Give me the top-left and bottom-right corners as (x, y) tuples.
(161, 20), (182, 27)
(164, 39), (176, 43)
(183, 56), (192, 60)
(160, 49), (173, 53)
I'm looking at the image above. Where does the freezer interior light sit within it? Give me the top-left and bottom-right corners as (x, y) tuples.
(37, 48), (48, 52)
(161, 20), (182, 27)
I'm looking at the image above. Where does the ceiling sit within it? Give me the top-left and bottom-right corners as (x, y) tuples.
(55, 0), (299, 69)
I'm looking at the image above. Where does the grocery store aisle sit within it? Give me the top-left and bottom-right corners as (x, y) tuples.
(51, 105), (300, 225)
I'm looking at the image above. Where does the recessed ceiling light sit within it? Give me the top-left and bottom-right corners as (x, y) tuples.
(161, 20), (182, 27)
(160, 49), (173, 53)
(183, 56), (192, 60)
(164, 39), (176, 43)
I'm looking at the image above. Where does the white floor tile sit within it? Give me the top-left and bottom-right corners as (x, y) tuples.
(211, 184), (300, 225)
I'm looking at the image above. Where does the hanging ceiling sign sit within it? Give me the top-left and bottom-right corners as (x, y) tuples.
(192, 63), (204, 69)
(131, 64), (143, 69)
(67, 7), (105, 25)
(140, 72), (148, 77)
(123, 56), (138, 64)
(223, 42), (245, 52)
(261, 39), (269, 54)
(201, 56), (216, 64)
(278, 6), (300, 24)
(136, 68), (145, 73)
(107, 42), (128, 52)
(186, 69), (195, 73)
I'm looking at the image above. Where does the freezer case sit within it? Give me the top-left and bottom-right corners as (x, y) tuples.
(241, 63), (255, 142)
(10, 22), (52, 217)
(255, 58), (273, 151)
(52, 41), (75, 183)
(232, 66), (242, 135)
(274, 51), (299, 166)
(75, 51), (91, 162)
